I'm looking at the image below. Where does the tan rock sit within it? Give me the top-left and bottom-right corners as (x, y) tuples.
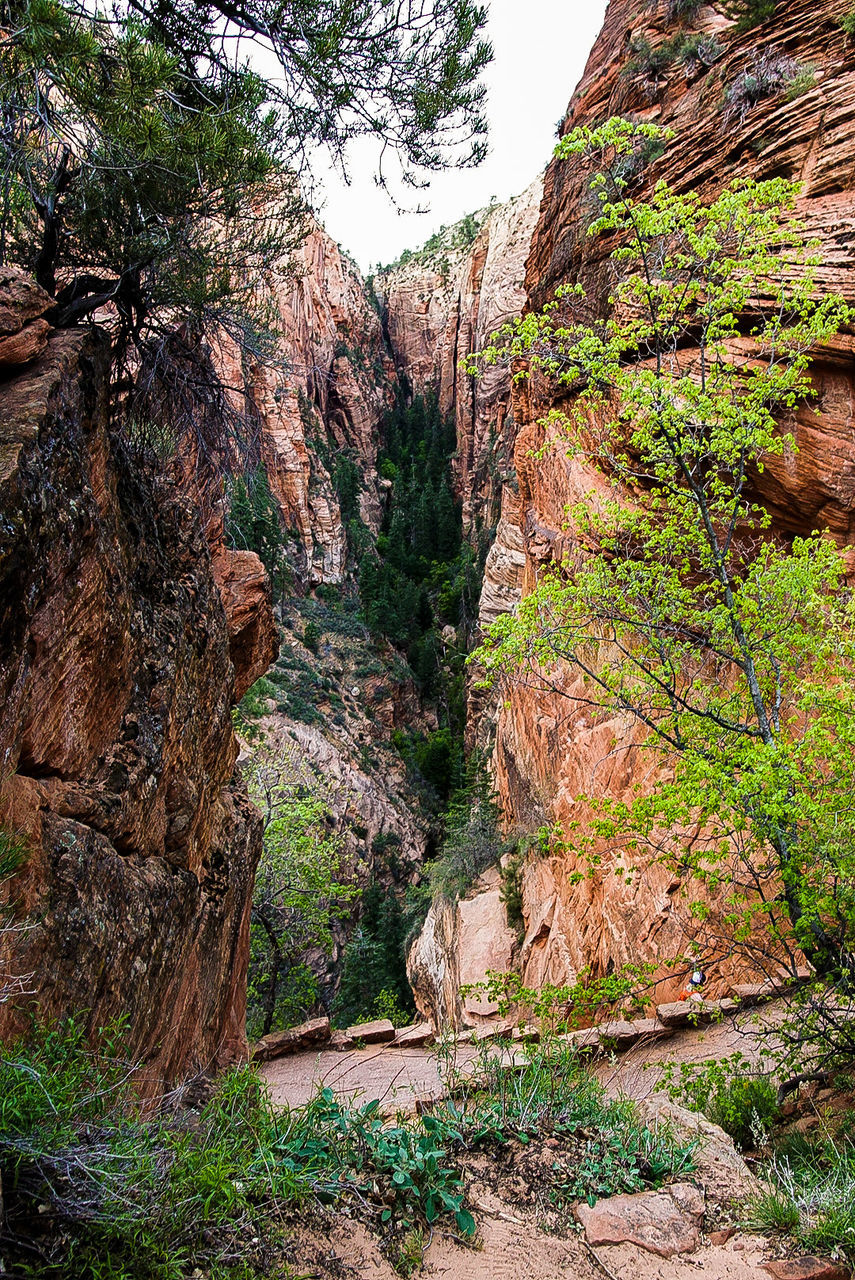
(576, 1183), (705, 1258)
(760, 1260), (850, 1280)
(346, 1018), (395, 1044)
(252, 1016), (331, 1062)
(597, 1019), (641, 1050)
(211, 547), (277, 701)
(636, 1096), (759, 1208)
(0, 317), (51, 366)
(394, 1021), (434, 1047)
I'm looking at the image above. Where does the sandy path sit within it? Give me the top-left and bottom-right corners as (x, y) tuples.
(261, 1008), (779, 1111)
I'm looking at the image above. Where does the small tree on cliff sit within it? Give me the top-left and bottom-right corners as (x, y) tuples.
(471, 118), (855, 1064)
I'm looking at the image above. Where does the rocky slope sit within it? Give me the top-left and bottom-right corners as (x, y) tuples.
(484, 0), (855, 1002)
(0, 271), (276, 1084)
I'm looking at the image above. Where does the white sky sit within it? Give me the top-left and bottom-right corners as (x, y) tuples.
(310, 0), (610, 273)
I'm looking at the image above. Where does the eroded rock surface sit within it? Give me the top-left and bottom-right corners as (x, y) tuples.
(0, 324), (274, 1084)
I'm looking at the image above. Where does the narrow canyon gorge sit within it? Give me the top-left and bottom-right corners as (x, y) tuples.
(2, 0), (855, 1084)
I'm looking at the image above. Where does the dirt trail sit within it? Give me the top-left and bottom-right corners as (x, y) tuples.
(265, 1014), (792, 1280)
(260, 1010), (774, 1111)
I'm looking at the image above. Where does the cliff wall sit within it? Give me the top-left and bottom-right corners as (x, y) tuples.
(491, 0), (855, 998)
(237, 224), (396, 584)
(0, 273), (276, 1083)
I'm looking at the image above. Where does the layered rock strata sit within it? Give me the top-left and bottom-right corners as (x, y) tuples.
(243, 224), (396, 583)
(491, 0), (855, 997)
(0, 321), (275, 1085)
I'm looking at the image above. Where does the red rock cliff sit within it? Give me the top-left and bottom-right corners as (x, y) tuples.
(0, 274), (276, 1084)
(491, 0), (855, 997)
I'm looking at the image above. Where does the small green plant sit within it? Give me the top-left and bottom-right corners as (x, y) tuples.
(841, 8), (855, 36)
(668, 0), (704, 19)
(724, 51), (804, 120)
(749, 1136), (855, 1264)
(0, 1019), (303, 1279)
(303, 619), (322, 652)
(656, 1052), (780, 1150)
(733, 0), (777, 29)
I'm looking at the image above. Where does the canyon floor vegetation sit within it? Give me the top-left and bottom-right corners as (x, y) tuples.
(0, 1020), (696, 1279)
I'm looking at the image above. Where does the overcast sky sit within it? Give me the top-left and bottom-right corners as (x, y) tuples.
(311, 0), (609, 273)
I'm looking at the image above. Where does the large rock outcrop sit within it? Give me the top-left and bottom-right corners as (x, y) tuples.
(489, 0), (855, 996)
(0, 321), (275, 1085)
(237, 224), (396, 583)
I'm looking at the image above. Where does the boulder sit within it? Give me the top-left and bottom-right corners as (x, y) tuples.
(760, 1259), (850, 1280)
(394, 1021), (434, 1048)
(346, 1018), (395, 1044)
(597, 1019), (641, 1051)
(636, 1096), (759, 1207)
(576, 1183), (704, 1258)
(252, 1016), (330, 1062)
(0, 268), (52, 366)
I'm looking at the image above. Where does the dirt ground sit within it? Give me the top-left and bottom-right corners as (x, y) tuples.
(264, 1011), (799, 1280)
(259, 1008), (776, 1112)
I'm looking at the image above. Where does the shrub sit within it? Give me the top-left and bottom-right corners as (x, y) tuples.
(724, 51), (802, 121)
(303, 619), (322, 652)
(656, 1052), (780, 1150)
(734, 0), (777, 29)
(841, 8), (855, 36)
(0, 1019), (302, 1279)
(748, 1137), (855, 1264)
(667, 0), (704, 18)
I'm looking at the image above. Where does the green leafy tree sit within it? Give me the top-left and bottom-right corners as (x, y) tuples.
(246, 744), (359, 1037)
(472, 118), (855, 1043)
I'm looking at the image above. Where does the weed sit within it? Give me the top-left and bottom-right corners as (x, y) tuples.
(656, 1052), (779, 1150)
(724, 51), (804, 122)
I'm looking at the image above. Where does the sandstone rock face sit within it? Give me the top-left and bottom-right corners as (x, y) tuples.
(407, 865), (518, 1029)
(482, 0), (855, 997)
(0, 267), (52, 366)
(238, 223), (395, 584)
(577, 1183), (704, 1258)
(379, 181), (544, 537)
(0, 325), (274, 1085)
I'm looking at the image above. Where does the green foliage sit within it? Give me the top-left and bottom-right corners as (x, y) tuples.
(1, 0), (292, 350)
(226, 467), (290, 599)
(656, 1053), (779, 1150)
(470, 118), (855, 1035)
(463, 961), (658, 1035)
(725, 52), (809, 120)
(732, 0), (777, 30)
(626, 32), (721, 78)
(841, 8), (855, 36)
(0, 1019), (302, 1279)
(427, 767), (511, 902)
(358, 390), (462, 656)
(437, 1039), (695, 1205)
(246, 744), (360, 1038)
(667, 0), (705, 20)
(748, 1136), (855, 1264)
(334, 881), (416, 1028)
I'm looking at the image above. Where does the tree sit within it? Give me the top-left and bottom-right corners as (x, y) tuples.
(1, 0), (491, 472)
(245, 744), (359, 1037)
(472, 118), (855, 1051)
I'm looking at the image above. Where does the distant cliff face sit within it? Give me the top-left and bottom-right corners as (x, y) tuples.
(379, 180), (543, 539)
(0, 271), (276, 1084)
(491, 0), (855, 997)
(233, 224), (396, 584)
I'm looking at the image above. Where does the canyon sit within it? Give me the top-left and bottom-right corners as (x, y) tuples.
(2, 0), (855, 1080)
